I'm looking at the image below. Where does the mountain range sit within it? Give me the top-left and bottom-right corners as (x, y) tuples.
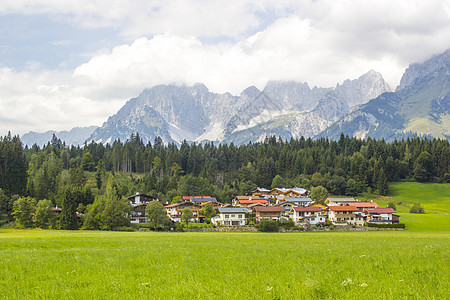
(22, 49), (450, 146)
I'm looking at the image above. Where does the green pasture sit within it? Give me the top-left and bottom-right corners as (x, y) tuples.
(0, 230), (449, 299)
(387, 182), (450, 213)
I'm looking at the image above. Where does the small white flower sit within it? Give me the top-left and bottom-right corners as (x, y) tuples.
(359, 254), (366, 257)
(342, 278), (353, 286)
(359, 283), (368, 287)
(266, 286), (273, 291)
(139, 283), (149, 286)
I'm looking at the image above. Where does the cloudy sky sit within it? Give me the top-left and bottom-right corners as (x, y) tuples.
(1, 0), (450, 136)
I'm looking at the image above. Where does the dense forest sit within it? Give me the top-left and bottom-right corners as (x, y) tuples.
(0, 131), (449, 228)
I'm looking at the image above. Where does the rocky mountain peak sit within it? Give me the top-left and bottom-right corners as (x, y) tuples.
(397, 49), (450, 91)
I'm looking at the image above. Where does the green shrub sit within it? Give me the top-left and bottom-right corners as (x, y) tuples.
(410, 203), (425, 214)
(256, 220), (279, 232)
(367, 223), (405, 229)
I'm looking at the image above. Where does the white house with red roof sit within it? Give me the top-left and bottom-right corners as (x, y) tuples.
(292, 206), (326, 226)
(328, 206), (366, 226)
(367, 208), (398, 224)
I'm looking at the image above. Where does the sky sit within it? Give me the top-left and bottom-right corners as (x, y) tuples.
(1, 0), (450, 136)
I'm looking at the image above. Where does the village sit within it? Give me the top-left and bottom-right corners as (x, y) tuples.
(128, 187), (400, 228)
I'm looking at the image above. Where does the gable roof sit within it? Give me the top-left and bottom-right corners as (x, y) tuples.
(235, 196), (265, 201)
(283, 197), (313, 202)
(294, 207), (323, 212)
(254, 206), (284, 212)
(327, 197), (358, 203)
(329, 206), (359, 212)
(367, 208), (396, 214)
(239, 199), (268, 204)
(218, 207), (248, 214)
(348, 202), (379, 208)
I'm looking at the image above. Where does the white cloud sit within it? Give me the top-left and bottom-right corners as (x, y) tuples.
(0, 0), (449, 136)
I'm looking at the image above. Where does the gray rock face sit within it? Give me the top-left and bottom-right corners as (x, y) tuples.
(397, 49), (450, 91)
(86, 70), (391, 145)
(23, 68), (393, 146)
(320, 49), (450, 141)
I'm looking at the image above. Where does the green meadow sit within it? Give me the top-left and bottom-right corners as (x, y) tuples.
(0, 182), (449, 299)
(0, 230), (448, 299)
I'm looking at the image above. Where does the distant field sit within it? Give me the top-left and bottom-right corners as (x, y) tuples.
(0, 230), (448, 299)
(388, 182), (450, 213)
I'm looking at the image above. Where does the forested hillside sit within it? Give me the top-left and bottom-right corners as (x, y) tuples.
(0, 132), (449, 226)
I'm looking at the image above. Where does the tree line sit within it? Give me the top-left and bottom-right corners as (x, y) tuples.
(0, 132), (448, 228)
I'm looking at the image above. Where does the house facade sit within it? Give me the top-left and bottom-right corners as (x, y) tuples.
(212, 207), (248, 226)
(328, 206), (365, 226)
(165, 202), (202, 222)
(292, 207), (326, 226)
(254, 206), (284, 222)
(367, 208), (397, 224)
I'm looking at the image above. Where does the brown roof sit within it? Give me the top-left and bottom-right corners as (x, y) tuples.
(348, 202), (379, 208)
(327, 197), (357, 202)
(329, 206), (359, 212)
(294, 207), (322, 212)
(254, 206), (284, 212)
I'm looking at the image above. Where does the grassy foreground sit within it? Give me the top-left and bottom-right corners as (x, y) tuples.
(0, 230), (449, 299)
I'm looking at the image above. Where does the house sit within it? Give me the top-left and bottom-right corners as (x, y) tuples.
(326, 197), (359, 206)
(212, 207), (248, 226)
(233, 196), (269, 208)
(131, 204), (148, 223)
(128, 193), (160, 223)
(199, 200), (224, 214)
(128, 193), (158, 205)
(269, 187), (309, 198)
(164, 202), (203, 223)
(184, 196), (218, 205)
(367, 208), (398, 224)
(254, 206), (285, 222)
(273, 201), (298, 219)
(292, 207), (326, 226)
(277, 197), (313, 207)
(347, 202), (379, 211)
(232, 195), (268, 206)
(328, 206), (365, 226)
(252, 187), (272, 198)
(307, 202), (328, 215)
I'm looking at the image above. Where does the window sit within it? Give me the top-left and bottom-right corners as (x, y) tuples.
(225, 215), (229, 218)
(231, 214), (235, 218)
(238, 215), (243, 218)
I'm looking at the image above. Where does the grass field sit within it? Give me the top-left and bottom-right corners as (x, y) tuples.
(388, 182), (450, 213)
(0, 230), (449, 299)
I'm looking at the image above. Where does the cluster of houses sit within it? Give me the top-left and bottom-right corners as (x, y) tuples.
(128, 187), (399, 227)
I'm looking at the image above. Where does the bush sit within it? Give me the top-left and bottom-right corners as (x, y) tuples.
(111, 226), (134, 232)
(278, 219), (295, 229)
(256, 220), (279, 232)
(367, 223), (405, 229)
(410, 203), (425, 214)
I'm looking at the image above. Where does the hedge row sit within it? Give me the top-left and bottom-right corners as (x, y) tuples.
(367, 222), (405, 229)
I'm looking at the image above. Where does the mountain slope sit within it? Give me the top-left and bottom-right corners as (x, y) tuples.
(320, 49), (450, 140)
(21, 126), (98, 147)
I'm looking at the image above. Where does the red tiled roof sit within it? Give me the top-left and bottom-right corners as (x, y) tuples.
(294, 207), (322, 212)
(348, 202), (379, 208)
(329, 206), (359, 212)
(254, 206), (284, 212)
(235, 196), (265, 200)
(368, 208), (396, 214)
(239, 200), (268, 204)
